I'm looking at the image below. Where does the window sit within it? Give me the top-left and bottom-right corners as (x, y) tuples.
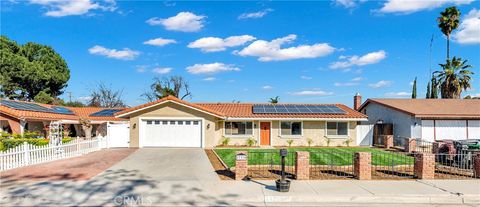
(280, 121), (302, 136)
(170, 121), (176, 125)
(327, 122), (348, 136)
(186, 121), (191, 125)
(162, 121), (168, 125)
(178, 121), (183, 125)
(146, 120), (152, 125)
(154, 120), (160, 125)
(225, 122), (253, 136)
(193, 121), (199, 125)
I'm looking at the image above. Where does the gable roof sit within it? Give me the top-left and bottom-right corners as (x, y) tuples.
(114, 96), (225, 118)
(358, 99), (480, 119)
(115, 96), (367, 120)
(0, 99), (126, 121)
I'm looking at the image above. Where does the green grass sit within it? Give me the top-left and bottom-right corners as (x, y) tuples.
(213, 147), (414, 168)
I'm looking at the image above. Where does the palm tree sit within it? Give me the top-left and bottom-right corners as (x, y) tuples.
(434, 57), (474, 99)
(269, 96), (279, 104)
(437, 6), (460, 60)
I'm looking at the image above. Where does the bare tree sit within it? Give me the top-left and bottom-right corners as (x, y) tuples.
(88, 83), (126, 107)
(142, 76), (192, 101)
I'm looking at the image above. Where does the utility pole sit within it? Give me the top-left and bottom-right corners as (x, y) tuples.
(67, 92), (73, 102)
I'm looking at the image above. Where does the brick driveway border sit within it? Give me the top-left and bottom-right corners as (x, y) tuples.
(0, 148), (136, 182)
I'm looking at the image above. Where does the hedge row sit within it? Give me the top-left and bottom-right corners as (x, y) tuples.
(0, 137), (74, 151)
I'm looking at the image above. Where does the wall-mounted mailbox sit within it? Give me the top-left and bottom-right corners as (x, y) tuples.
(236, 153), (247, 161)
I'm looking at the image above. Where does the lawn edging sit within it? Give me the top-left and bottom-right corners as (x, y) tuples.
(212, 148), (230, 170)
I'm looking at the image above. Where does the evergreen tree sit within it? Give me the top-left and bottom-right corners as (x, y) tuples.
(411, 77), (417, 99)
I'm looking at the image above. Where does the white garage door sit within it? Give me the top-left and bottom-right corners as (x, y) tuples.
(142, 119), (202, 148)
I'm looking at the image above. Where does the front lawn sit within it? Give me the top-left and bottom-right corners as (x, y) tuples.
(214, 147), (414, 168)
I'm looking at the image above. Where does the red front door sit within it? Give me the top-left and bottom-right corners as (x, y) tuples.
(260, 122), (271, 145)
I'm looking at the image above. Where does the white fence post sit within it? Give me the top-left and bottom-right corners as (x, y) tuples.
(23, 142), (30, 166)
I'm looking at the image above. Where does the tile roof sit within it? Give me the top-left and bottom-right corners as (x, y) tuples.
(197, 103), (367, 119)
(359, 99), (480, 119)
(0, 99), (126, 121)
(115, 96), (367, 120)
(114, 96), (225, 117)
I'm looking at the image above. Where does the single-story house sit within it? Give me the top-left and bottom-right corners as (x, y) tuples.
(114, 96), (368, 148)
(0, 99), (126, 138)
(357, 99), (480, 143)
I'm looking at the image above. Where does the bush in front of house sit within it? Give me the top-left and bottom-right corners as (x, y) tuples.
(0, 137), (75, 151)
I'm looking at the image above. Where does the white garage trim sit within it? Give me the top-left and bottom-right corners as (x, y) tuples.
(139, 117), (205, 148)
(117, 100), (224, 119)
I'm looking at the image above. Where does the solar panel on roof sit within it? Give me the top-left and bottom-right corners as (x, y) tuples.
(252, 104), (346, 114)
(0, 99), (75, 115)
(90, 109), (123, 117)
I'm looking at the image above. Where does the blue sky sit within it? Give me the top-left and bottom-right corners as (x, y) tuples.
(1, 0), (479, 107)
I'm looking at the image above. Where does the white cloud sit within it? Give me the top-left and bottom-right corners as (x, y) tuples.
(352, 77), (364, 81)
(236, 34), (335, 61)
(88, 45), (139, 60)
(30, 0), (116, 17)
(188, 35), (256, 52)
(334, 82), (359, 87)
(335, 0), (357, 8)
(143, 38), (177, 46)
(453, 9), (480, 44)
(238, 8), (273, 19)
(330, 50), (386, 69)
(152, 67), (172, 74)
(369, 80), (393, 88)
(378, 0), (473, 14)
(146, 12), (206, 32)
(385, 92), (411, 97)
(186, 63), (240, 74)
(77, 96), (92, 102)
(203, 77), (216, 81)
(135, 65), (148, 73)
(262, 85), (274, 90)
(300, 75), (312, 80)
(290, 90), (334, 96)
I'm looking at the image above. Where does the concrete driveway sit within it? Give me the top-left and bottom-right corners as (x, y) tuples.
(96, 148), (220, 181)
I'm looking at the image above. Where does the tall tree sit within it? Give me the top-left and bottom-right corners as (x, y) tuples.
(142, 76), (191, 101)
(89, 83), (126, 107)
(426, 82), (431, 99)
(431, 76), (439, 99)
(269, 96), (279, 104)
(434, 57), (474, 99)
(411, 77), (417, 99)
(437, 6), (460, 60)
(0, 36), (70, 100)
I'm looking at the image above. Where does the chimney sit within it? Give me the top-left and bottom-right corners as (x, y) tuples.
(354, 93), (362, 111)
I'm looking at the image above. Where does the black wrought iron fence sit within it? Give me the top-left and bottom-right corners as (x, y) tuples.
(415, 139), (433, 153)
(371, 152), (415, 179)
(247, 151), (296, 179)
(309, 151), (354, 179)
(435, 152), (477, 179)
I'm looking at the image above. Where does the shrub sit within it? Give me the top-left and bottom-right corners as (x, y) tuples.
(23, 131), (42, 139)
(325, 136), (332, 147)
(286, 139), (294, 147)
(246, 138), (256, 147)
(306, 138), (313, 147)
(1, 131), (12, 138)
(344, 138), (353, 147)
(62, 137), (73, 143)
(0, 137), (73, 151)
(221, 137), (230, 146)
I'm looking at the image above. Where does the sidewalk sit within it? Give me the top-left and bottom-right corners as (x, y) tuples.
(1, 178), (479, 206)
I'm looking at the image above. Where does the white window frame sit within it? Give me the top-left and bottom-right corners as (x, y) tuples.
(279, 121), (303, 138)
(325, 121), (350, 138)
(224, 121), (254, 138)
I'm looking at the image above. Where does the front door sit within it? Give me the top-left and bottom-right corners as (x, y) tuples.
(260, 122), (271, 145)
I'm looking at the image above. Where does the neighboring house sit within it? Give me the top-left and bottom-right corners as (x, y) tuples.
(358, 99), (480, 143)
(0, 99), (127, 138)
(115, 96), (367, 148)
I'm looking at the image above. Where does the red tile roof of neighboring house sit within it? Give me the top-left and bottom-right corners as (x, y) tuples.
(358, 99), (480, 119)
(115, 96), (367, 120)
(0, 99), (126, 122)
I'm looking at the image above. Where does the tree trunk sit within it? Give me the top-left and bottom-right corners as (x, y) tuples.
(82, 125), (93, 139)
(447, 35), (450, 60)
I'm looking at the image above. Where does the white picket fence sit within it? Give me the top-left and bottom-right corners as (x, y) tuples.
(0, 137), (107, 171)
